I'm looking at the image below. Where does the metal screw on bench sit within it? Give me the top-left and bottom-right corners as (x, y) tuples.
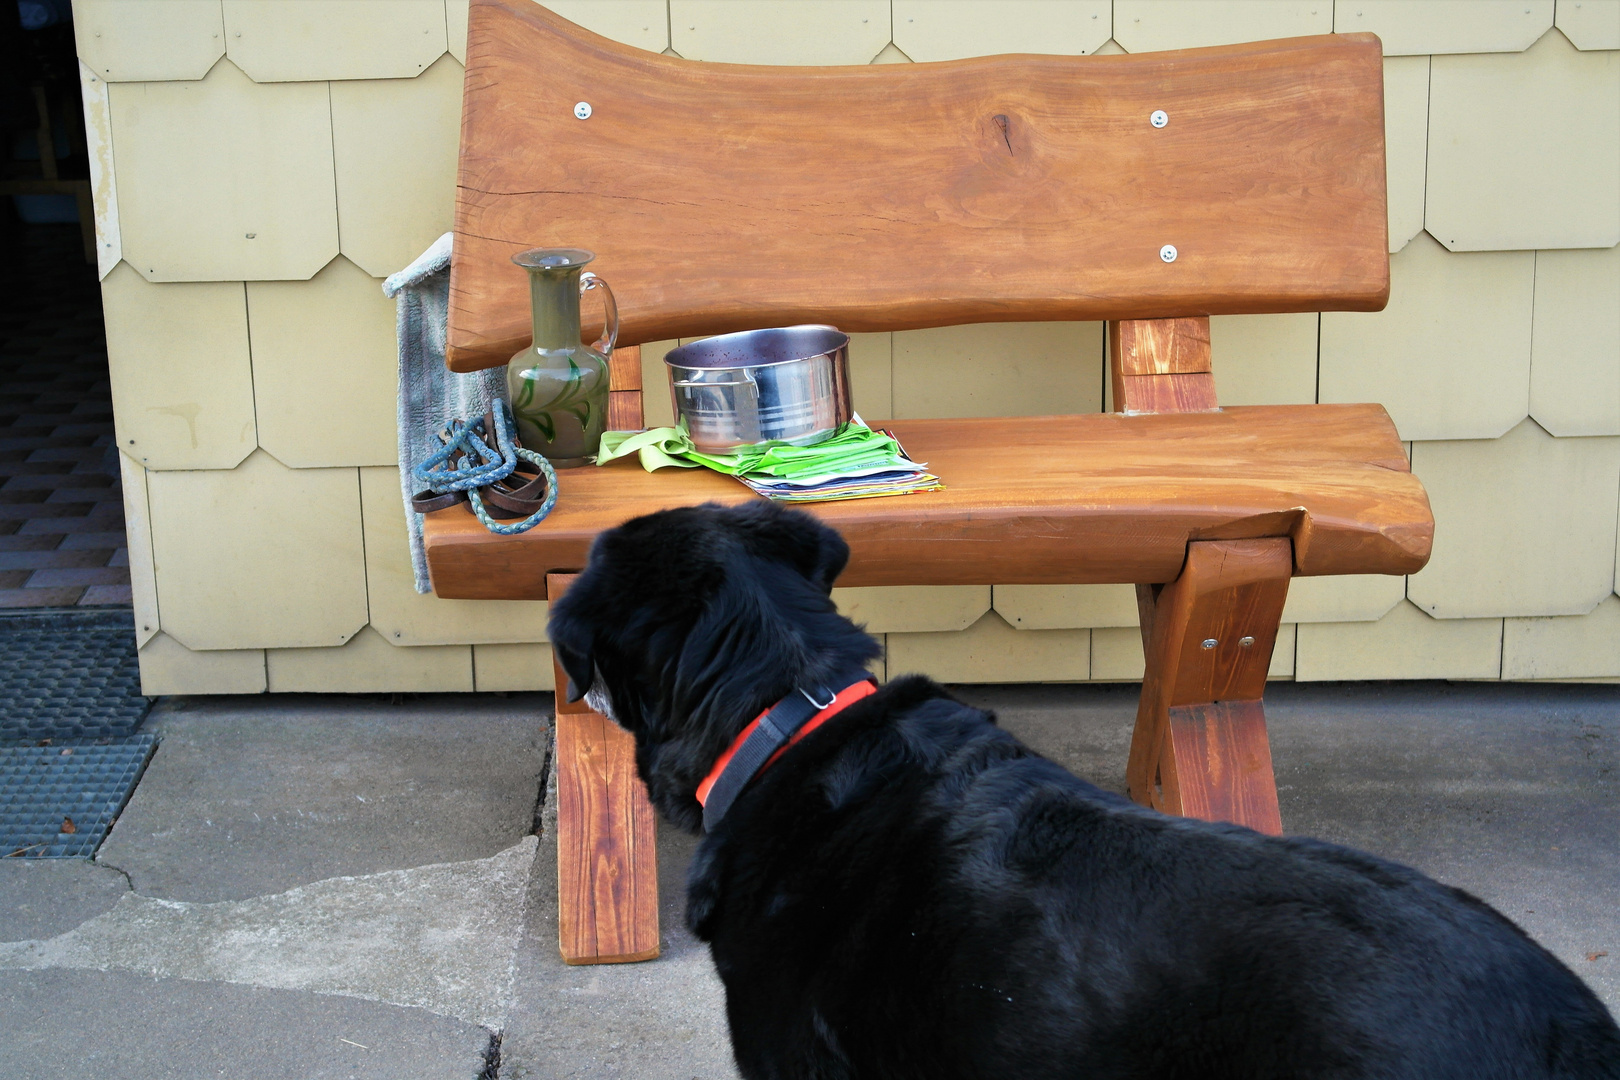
(1160, 244), (1178, 263)
(1202, 638), (1218, 649)
(1239, 635), (1256, 648)
(1150, 109), (1168, 128)
(573, 101), (592, 119)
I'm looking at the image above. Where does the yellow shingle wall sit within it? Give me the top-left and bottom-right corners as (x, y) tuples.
(78, 1), (1620, 694)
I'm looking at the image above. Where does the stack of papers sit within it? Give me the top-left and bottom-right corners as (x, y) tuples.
(595, 418), (943, 503)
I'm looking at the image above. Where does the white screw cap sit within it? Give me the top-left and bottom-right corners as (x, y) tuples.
(573, 101), (592, 120)
(1160, 244), (1178, 263)
(1150, 110), (1168, 128)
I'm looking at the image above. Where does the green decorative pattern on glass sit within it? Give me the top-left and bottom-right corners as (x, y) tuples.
(513, 355), (592, 444)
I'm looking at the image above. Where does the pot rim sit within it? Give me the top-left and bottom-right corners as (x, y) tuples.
(664, 324), (848, 372)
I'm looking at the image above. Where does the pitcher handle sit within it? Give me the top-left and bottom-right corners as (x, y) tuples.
(580, 272), (618, 355)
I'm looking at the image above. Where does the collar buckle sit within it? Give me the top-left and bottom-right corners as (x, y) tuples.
(799, 685), (836, 711)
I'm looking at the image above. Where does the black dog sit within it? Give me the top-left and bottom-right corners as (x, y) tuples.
(548, 501), (1619, 1079)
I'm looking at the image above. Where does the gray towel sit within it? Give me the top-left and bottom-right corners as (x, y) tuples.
(384, 233), (506, 594)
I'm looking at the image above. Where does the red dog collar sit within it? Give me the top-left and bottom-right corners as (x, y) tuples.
(696, 677), (877, 814)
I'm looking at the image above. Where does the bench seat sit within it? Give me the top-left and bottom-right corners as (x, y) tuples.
(422, 403), (1431, 600)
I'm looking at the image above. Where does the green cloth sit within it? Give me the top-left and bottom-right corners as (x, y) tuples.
(597, 420), (909, 479)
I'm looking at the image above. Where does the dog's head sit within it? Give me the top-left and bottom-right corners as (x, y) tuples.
(547, 501), (880, 830)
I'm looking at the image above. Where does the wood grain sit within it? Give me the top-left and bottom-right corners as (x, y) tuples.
(447, 0), (1389, 371)
(1116, 372), (1219, 414)
(548, 573), (661, 965)
(1109, 318), (1219, 413)
(606, 390), (643, 433)
(423, 405), (1431, 599)
(1160, 701), (1283, 835)
(608, 344), (642, 392)
(1113, 318), (1212, 377)
(1127, 539), (1290, 835)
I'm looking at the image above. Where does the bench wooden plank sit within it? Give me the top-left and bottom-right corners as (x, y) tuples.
(423, 404), (1431, 599)
(447, 0), (1388, 371)
(549, 572), (661, 965)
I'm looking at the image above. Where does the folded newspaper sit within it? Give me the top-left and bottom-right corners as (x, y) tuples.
(595, 417), (943, 503)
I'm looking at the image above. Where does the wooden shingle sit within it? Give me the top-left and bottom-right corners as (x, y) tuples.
(1320, 233), (1533, 442)
(101, 264), (257, 471)
(546, 0), (670, 53)
(1409, 420), (1620, 619)
(994, 584), (1140, 630)
(222, 0), (447, 82)
(888, 611), (1090, 683)
(1427, 30), (1620, 251)
(267, 627), (473, 692)
(331, 56), (462, 279)
(147, 452), (368, 650)
(893, 1), (1111, 61)
(1530, 245), (1620, 437)
(138, 633), (266, 696)
(1334, 0), (1554, 55)
(74, 0), (225, 82)
(1296, 601), (1503, 681)
(1383, 55), (1430, 254)
(117, 452), (160, 649)
(1555, 0), (1620, 49)
(247, 257), (398, 468)
(1209, 313), (1317, 407)
(670, 0), (890, 64)
(892, 323), (1102, 419)
(360, 468), (554, 646)
(1281, 574), (1406, 624)
(1112, 0), (1330, 52)
(1503, 595), (1620, 679)
(833, 586), (991, 634)
(473, 643), (557, 692)
(110, 61), (337, 281)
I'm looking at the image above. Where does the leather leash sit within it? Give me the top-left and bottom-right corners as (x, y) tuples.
(410, 404), (557, 533)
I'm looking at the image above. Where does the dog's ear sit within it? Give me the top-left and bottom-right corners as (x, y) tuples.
(546, 609), (596, 704)
(729, 503), (849, 594)
(805, 519), (849, 593)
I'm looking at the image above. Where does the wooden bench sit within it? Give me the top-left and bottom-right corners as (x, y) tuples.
(429, 0), (1434, 964)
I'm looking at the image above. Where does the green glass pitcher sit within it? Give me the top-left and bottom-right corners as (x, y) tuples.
(507, 247), (618, 468)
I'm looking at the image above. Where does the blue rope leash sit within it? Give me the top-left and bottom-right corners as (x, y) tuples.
(413, 402), (558, 535)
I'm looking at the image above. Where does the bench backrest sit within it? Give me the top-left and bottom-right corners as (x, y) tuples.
(447, 0), (1388, 373)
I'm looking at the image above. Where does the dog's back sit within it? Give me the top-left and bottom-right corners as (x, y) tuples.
(703, 678), (1620, 1080)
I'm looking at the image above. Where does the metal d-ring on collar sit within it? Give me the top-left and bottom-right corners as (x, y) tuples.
(701, 668), (874, 832)
(801, 685), (837, 710)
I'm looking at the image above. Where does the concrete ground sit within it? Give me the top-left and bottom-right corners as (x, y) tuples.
(0, 681), (1614, 1078)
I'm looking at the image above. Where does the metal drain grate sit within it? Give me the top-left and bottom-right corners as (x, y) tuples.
(1, 735), (157, 857)
(0, 609), (150, 740)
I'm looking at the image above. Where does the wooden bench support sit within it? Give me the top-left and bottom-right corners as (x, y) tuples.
(548, 573), (661, 965)
(1127, 538), (1291, 835)
(1109, 317), (1217, 413)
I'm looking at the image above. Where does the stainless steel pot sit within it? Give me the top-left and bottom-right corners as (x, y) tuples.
(665, 325), (852, 453)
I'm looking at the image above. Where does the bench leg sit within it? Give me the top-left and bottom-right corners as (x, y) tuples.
(1126, 538), (1291, 835)
(548, 574), (661, 965)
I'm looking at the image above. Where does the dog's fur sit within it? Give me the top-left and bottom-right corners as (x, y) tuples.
(548, 501), (1620, 1080)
